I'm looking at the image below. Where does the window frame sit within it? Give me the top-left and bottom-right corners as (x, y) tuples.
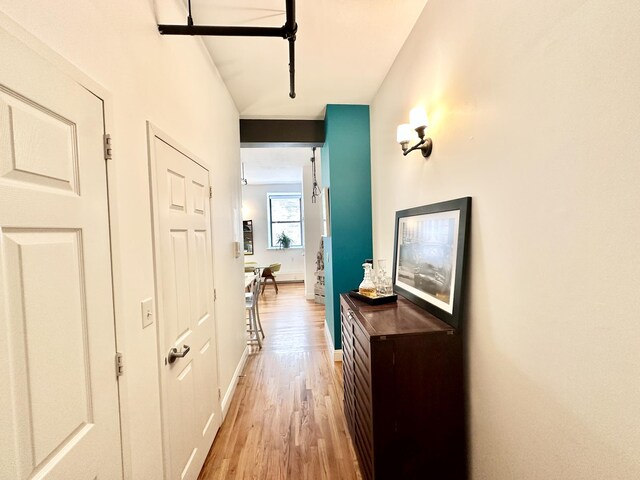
(267, 192), (304, 248)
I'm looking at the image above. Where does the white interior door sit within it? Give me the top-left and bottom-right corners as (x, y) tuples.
(0, 30), (123, 479)
(149, 128), (221, 480)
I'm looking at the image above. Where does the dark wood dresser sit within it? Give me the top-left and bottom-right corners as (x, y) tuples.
(340, 293), (466, 480)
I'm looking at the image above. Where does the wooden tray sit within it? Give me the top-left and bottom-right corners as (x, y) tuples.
(348, 290), (397, 305)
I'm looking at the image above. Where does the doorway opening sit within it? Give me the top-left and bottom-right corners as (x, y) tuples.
(240, 147), (326, 305)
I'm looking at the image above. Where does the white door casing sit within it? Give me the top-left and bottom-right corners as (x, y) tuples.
(0, 29), (123, 480)
(148, 125), (221, 480)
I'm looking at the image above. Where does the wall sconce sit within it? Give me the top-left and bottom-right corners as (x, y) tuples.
(396, 106), (433, 158)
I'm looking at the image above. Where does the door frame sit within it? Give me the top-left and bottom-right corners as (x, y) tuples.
(146, 122), (222, 479)
(0, 11), (131, 479)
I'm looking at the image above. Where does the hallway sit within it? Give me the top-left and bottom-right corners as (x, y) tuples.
(198, 284), (362, 479)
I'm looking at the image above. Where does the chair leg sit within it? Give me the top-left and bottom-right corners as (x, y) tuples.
(254, 312), (262, 348)
(255, 301), (265, 340)
(261, 276), (273, 294)
(253, 308), (262, 348)
(260, 275), (278, 294)
(247, 308), (262, 348)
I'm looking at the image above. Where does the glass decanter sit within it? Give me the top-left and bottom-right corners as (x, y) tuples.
(376, 259), (392, 296)
(359, 262), (376, 298)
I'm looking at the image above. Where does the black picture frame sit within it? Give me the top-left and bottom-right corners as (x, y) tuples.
(392, 197), (471, 330)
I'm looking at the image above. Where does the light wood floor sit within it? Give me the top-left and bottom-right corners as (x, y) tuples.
(198, 283), (362, 480)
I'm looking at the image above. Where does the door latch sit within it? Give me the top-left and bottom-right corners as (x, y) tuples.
(167, 345), (191, 364)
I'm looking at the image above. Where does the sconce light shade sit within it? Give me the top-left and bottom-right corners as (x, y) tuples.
(409, 107), (428, 130)
(397, 105), (433, 159)
(396, 124), (412, 144)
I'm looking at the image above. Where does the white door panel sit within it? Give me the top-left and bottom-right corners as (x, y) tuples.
(0, 30), (122, 480)
(149, 130), (220, 480)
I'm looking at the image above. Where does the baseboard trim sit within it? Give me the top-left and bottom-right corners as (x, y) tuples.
(324, 320), (343, 362)
(324, 320), (333, 355)
(221, 346), (249, 419)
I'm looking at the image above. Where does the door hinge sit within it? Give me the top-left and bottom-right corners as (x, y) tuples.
(104, 134), (113, 161)
(214, 289), (217, 301)
(209, 186), (212, 198)
(218, 388), (222, 401)
(115, 352), (124, 377)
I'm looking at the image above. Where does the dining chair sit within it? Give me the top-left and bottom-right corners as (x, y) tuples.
(261, 262), (281, 295)
(245, 275), (264, 347)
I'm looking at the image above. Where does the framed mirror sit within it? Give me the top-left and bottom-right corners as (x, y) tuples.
(243, 220), (254, 255)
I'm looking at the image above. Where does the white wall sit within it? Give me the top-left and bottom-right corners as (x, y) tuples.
(371, 1), (640, 478)
(302, 152), (324, 299)
(0, 2), (247, 479)
(242, 183), (305, 281)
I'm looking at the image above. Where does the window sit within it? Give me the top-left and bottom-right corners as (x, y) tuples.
(267, 192), (303, 248)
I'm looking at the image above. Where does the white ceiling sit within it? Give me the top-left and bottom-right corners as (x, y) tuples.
(159, 0), (428, 119)
(241, 147), (318, 184)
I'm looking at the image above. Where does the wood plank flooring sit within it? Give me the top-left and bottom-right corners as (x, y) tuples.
(198, 283), (362, 480)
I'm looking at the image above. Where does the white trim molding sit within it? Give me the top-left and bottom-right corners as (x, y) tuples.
(221, 346), (249, 419)
(324, 320), (342, 362)
(334, 349), (343, 362)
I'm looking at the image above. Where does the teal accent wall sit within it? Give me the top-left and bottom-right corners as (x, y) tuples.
(323, 104), (373, 350)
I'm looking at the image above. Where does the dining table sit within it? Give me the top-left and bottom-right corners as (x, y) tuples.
(245, 265), (269, 276)
(244, 272), (257, 290)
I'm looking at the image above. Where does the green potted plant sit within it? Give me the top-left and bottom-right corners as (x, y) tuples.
(276, 232), (293, 249)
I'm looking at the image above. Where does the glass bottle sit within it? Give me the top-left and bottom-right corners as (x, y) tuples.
(383, 275), (393, 296)
(359, 262), (377, 298)
(376, 259), (392, 296)
(377, 259), (388, 277)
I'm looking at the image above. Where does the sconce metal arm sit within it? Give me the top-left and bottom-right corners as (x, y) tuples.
(402, 125), (433, 158)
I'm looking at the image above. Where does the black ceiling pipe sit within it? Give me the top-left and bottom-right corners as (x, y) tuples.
(158, 0), (298, 99)
(285, 0), (295, 31)
(157, 25), (286, 37)
(285, 0), (297, 98)
(288, 38), (296, 99)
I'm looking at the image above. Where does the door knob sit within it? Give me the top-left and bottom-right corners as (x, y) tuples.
(167, 345), (191, 364)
